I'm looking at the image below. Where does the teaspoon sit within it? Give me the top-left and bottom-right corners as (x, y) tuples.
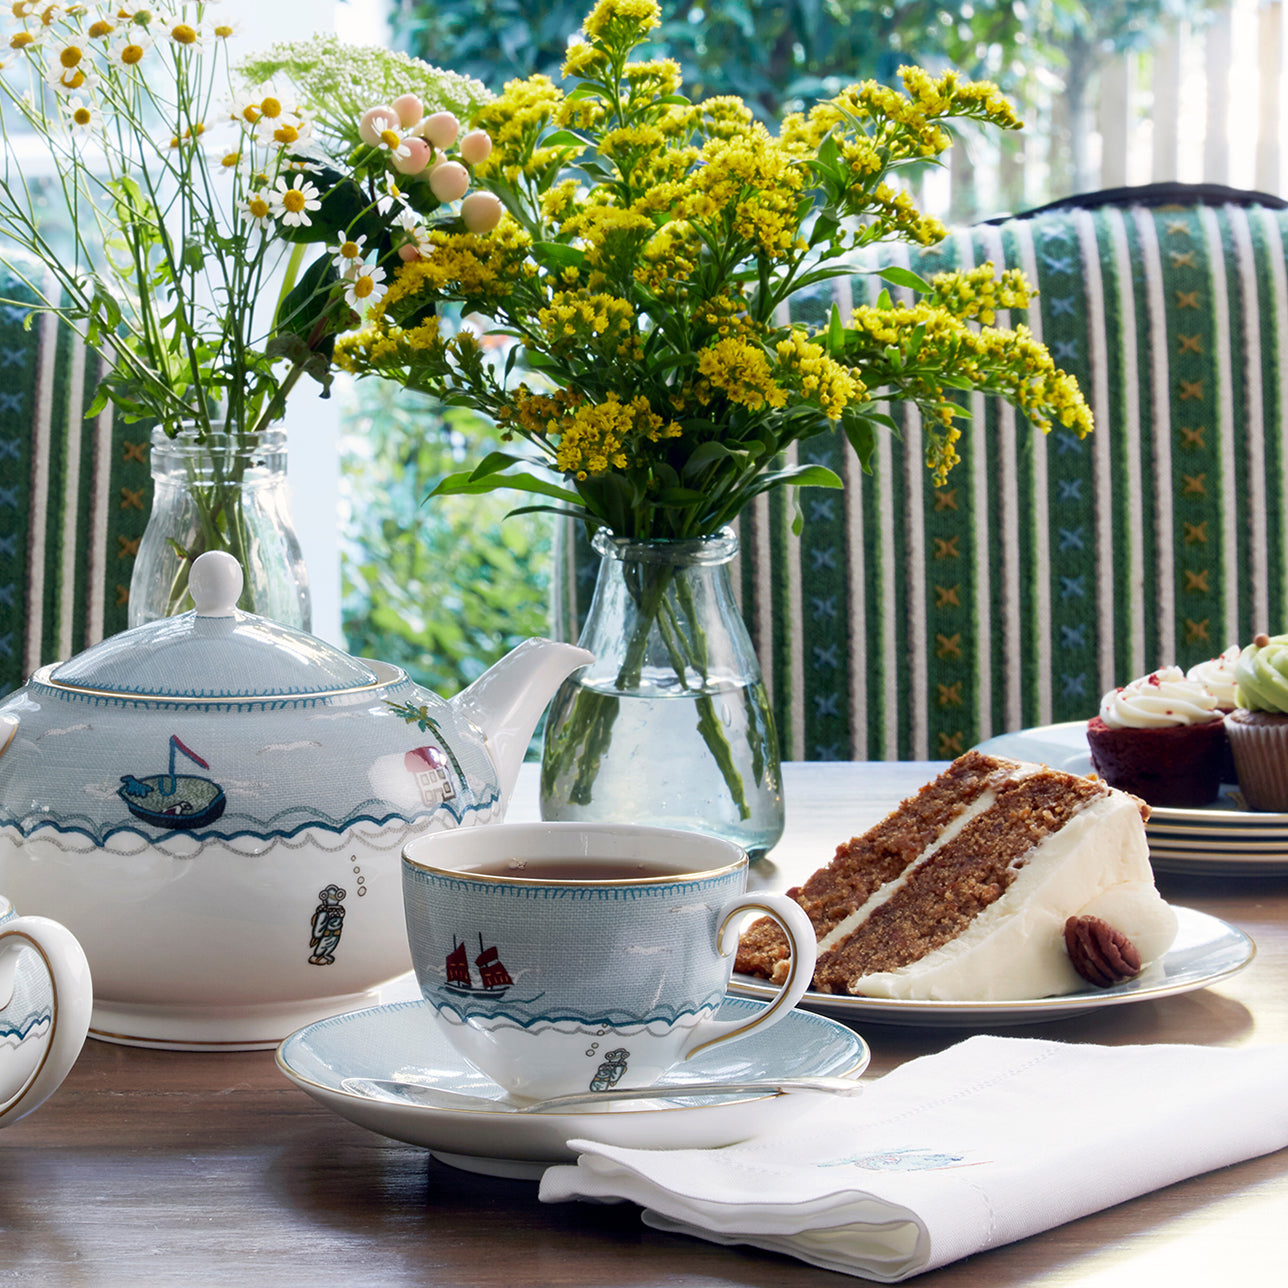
(340, 1073), (864, 1114)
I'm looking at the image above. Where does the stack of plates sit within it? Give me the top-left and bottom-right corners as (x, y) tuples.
(977, 723), (1288, 875)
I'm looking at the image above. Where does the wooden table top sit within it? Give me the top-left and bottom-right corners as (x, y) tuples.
(3, 761), (1286, 1286)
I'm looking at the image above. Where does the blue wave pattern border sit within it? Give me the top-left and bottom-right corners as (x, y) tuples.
(431, 994), (727, 1030)
(0, 786), (502, 849)
(1, 1008), (52, 1046)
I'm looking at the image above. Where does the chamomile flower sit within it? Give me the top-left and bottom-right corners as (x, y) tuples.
(46, 42), (99, 95)
(228, 89), (262, 127)
(255, 88), (289, 123)
(270, 173), (321, 228)
(8, 29), (41, 52)
(65, 94), (98, 137)
(375, 175), (408, 216)
(85, 17), (116, 41)
(330, 233), (368, 275)
(240, 187), (273, 231)
(47, 32), (88, 73)
(343, 263), (386, 309)
(110, 27), (151, 67)
(264, 113), (311, 148)
(164, 19), (203, 49)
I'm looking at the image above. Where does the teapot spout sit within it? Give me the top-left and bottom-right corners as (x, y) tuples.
(449, 638), (593, 810)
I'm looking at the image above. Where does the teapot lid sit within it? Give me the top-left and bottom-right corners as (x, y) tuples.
(48, 552), (379, 699)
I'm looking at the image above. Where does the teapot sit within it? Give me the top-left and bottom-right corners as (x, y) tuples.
(0, 553), (591, 1050)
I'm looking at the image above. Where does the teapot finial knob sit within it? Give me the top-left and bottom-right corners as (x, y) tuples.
(189, 551), (243, 617)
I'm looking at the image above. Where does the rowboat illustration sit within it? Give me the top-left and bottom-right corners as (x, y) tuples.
(118, 734), (226, 831)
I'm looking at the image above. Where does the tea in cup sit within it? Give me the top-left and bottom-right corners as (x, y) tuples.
(401, 822), (817, 1101)
(1, 894), (93, 1128)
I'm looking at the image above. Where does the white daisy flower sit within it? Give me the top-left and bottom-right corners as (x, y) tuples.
(343, 263), (387, 310)
(110, 28), (152, 69)
(330, 233), (368, 275)
(163, 20), (205, 50)
(65, 95), (98, 138)
(263, 113), (312, 150)
(270, 174), (322, 228)
(228, 89), (264, 128)
(375, 176), (409, 216)
(240, 188), (274, 232)
(46, 51), (100, 96)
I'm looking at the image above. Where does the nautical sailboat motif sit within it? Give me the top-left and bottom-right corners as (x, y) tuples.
(442, 933), (513, 998)
(118, 734), (226, 831)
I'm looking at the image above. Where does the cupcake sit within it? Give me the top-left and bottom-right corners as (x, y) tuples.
(1086, 666), (1226, 806)
(1186, 645), (1242, 782)
(1225, 633), (1288, 811)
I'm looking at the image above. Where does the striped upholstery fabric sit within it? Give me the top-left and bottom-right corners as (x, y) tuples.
(0, 254), (152, 697)
(556, 184), (1288, 759)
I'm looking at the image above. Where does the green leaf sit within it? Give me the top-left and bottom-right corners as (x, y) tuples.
(427, 467), (582, 507)
(654, 485), (710, 506)
(872, 265), (933, 294)
(275, 253), (340, 351)
(531, 241), (587, 269)
(842, 415), (878, 472)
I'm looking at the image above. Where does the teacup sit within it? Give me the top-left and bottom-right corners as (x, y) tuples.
(401, 822), (817, 1101)
(1, 894), (93, 1128)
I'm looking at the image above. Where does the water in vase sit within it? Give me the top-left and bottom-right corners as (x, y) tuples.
(539, 669), (785, 860)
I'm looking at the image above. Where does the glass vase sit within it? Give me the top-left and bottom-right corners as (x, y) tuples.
(540, 528), (785, 860)
(128, 426), (311, 630)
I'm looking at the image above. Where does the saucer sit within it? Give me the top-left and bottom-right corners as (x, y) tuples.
(276, 996), (870, 1179)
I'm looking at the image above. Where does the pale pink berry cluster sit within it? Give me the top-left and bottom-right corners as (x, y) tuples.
(356, 94), (503, 236)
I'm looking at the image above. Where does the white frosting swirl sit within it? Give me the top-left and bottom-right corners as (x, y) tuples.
(1098, 666), (1221, 728)
(1186, 645), (1241, 710)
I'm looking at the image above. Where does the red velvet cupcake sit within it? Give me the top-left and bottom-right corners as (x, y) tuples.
(1087, 667), (1225, 807)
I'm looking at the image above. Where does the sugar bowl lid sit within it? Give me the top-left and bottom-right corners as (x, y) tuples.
(46, 552), (379, 701)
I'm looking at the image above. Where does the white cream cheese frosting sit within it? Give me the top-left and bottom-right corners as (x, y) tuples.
(1099, 666), (1221, 729)
(1186, 645), (1242, 710)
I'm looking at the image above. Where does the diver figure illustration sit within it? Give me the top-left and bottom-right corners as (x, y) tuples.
(589, 1047), (630, 1092)
(308, 885), (347, 964)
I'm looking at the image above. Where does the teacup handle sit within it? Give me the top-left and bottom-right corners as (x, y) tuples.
(0, 915), (93, 1128)
(679, 891), (817, 1062)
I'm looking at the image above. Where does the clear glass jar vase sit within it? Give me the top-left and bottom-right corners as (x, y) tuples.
(128, 426), (311, 630)
(540, 527), (785, 860)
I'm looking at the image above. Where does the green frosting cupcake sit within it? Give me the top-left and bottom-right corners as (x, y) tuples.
(1234, 633), (1288, 712)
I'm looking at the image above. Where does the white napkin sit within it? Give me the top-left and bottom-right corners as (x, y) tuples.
(538, 1036), (1288, 1281)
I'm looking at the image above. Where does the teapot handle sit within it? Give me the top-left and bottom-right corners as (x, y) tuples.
(0, 914), (94, 1128)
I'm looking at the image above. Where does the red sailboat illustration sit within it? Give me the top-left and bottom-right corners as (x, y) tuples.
(442, 933), (513, 998)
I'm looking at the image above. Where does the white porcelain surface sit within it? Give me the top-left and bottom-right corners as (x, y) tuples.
(402, 822), (818, 1100)
(276, 996), (870, 1177)
(978, 721), (1288, 872)
(0, 894), (93, 1126)
(730, 906), (1255, 1026)
(0, 553), (591, 1049)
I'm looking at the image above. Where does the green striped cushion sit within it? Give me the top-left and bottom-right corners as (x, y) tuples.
(558, 191), (1288, 759)
(0, 255), (152, 696)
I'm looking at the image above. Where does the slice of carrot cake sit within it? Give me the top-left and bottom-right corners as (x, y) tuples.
(735, 750), (1178, 1001)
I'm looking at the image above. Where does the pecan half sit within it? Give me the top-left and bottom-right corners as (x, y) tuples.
(1064, 915), (1143, 988)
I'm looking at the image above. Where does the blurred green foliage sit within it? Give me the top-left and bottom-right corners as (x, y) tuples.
(391, 0), (1218, 123)
(339, 376), (552, 698)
